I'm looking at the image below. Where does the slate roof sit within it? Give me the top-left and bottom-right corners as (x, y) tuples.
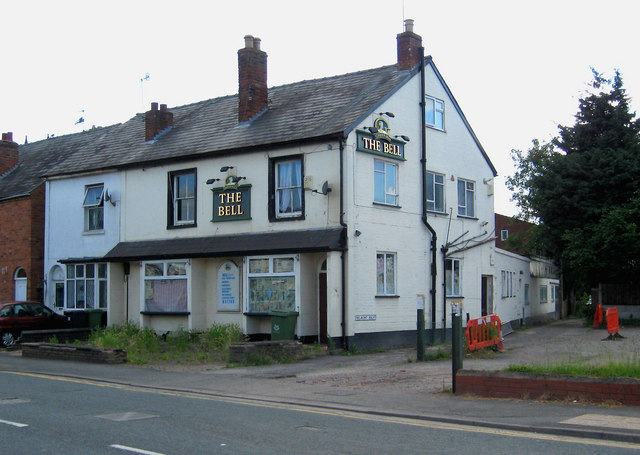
(101, 227), (345, 262)
(0, 124), (121, 201)
(0, 58), (496, 199)
(42, 64), (412, 178)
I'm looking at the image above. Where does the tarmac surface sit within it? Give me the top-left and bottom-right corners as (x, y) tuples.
(1, 318), (640, 444)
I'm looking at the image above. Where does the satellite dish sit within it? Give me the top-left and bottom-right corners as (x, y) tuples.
(321, 181), (331, 195)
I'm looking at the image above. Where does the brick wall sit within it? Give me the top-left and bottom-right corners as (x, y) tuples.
(456, 370), (640, 406)
(0, 185), (45, 302)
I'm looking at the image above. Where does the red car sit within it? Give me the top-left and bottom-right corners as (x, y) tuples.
(0, 301), (71, 348)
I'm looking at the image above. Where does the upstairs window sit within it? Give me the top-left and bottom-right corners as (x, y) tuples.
(374, 159), (398, 206)
(270, 156), (304, 220)
(83, 184), (104, 232)
(425, 96), (444, 130)
(457, 179), (475, 218)
(501, 230), (509, 241)
(426, 171), (445, 213)
(168, 169), (196, 228)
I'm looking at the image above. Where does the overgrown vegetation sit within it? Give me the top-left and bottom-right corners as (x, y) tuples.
(507, 358), (640, 379)
(88, 322), (245, 365)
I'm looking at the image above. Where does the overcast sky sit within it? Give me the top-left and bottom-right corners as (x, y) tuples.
(3, 0), (639, 216)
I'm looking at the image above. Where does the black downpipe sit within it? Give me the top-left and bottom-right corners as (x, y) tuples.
(419, 47), (438, 344)
(339, 138), (348, 350)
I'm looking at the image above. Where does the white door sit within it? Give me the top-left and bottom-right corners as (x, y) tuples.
(14, 268), (27, 301)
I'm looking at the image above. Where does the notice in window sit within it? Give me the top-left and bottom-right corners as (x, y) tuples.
(218, 262), (240, 312)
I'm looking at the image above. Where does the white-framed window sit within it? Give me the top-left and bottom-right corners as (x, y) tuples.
(501, 270), (516, 298)
(457, 178), (475, 217)
(143, 261), (189, 313)
(539, 285), (548, 303)
(376, 252), (397, 296)
(66, 263), (107, 309)
(247, 255), (298, 313)
(50, 265), (65, 309)
(524, 284), (530, 305)
(445, 258), (462, 297)
(425, 95), (444, 130)
(374, 159), (398, 206)
(83, 184), (104, 231)
(501, 230), (509, 241)
(168, 169), (196, 227)
(274, 158), (303, 219)
(426, 171), (445, 213)
(551, 284), (559, 304)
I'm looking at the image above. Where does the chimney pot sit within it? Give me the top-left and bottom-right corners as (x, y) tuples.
(404, 18), (414, 33)
(253, 37), (261, 51)
(160, 104), (167, 111)
(151, 102), (159, 111)
(244, 35), (254, 48)
(2, 132), (13, 142)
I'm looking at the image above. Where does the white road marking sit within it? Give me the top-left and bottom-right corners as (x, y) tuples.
(110, 444), (166, 455)
(0, 418), (28, 428)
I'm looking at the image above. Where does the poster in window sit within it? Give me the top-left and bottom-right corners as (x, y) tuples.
(217, 262), (240, 312)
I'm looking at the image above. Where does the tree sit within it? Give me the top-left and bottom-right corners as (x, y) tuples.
(507, 70), (640, 293)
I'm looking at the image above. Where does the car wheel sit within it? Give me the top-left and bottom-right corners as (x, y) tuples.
(1, 331), (16, 348)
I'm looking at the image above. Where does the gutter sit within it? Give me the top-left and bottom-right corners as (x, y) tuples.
(419, 47), (438, 342)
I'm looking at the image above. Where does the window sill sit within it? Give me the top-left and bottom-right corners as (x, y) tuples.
(446, 296), (464, 299)
(375, 294), (400, 299)
(167, 223), (197, 230)
(426, 210), (448, 216)
(82, 230), (105, 236)
(140, 311), (190, 316)
(373, 202), (401, 209)
(244, 312), (270, 316)
(271, 215), (305, 222)
(456, 215), (478, 220)
(425, 124), (446, 132)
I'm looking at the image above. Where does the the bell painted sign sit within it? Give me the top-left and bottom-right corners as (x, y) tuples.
(356, 117), (406, 160)
(211, 184), (251, 222)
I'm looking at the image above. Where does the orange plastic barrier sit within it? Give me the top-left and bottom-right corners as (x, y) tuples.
(606, 307), (619, 335)
(593, 304), (603, 327)
(465, 314), (505, 352)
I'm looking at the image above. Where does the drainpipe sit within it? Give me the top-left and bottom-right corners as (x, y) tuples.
(339, 138), (348, 350)
(419, 47), (438, 344)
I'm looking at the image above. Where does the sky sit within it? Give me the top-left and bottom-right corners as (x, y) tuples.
(3, 0), (640, 216)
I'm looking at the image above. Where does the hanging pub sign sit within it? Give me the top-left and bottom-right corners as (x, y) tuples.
(211, 178), (251, 222)
(356, 117), (406, 160)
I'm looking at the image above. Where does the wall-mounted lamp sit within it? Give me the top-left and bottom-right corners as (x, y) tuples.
(206, 178), (220, 185)
(220, 166), (234, 172)
(354, 230), (362, 237)
(394, 135), (410, 142)
(229, 176), (246, 184)
(377, 112), (395, 118)
(483, 177), (494, 184)
(367, 126), (378, 134)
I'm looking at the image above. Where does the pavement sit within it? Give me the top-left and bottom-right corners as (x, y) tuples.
(2, 318), (640, 444)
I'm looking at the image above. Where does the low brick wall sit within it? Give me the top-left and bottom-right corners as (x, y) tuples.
(21, 343), (127, 364)
(456, 370), (640, 406)
(20, 328), (92, 344)
(229, 340), (304, 364)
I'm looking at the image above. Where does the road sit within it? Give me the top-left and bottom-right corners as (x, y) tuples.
(1, 371), (638, 454)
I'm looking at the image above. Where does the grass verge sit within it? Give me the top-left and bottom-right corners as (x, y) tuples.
(506, 358), (640, 378)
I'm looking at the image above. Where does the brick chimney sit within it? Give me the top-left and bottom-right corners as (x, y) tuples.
(397, 19), (422, 71)
(238, 35), (268, 123)
(0, 132), (19, 175)
(145, 102), (173, 141)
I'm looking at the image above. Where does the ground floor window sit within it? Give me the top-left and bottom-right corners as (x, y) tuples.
(66, 263), (107, 309)
(376, 252), (397, 296)
(539, 285), (548, 303)
(501, 270), (516, 298)
(143, 261), (189, 313)
(445, 258), (462, 297)
(247, 255), (297, 313)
